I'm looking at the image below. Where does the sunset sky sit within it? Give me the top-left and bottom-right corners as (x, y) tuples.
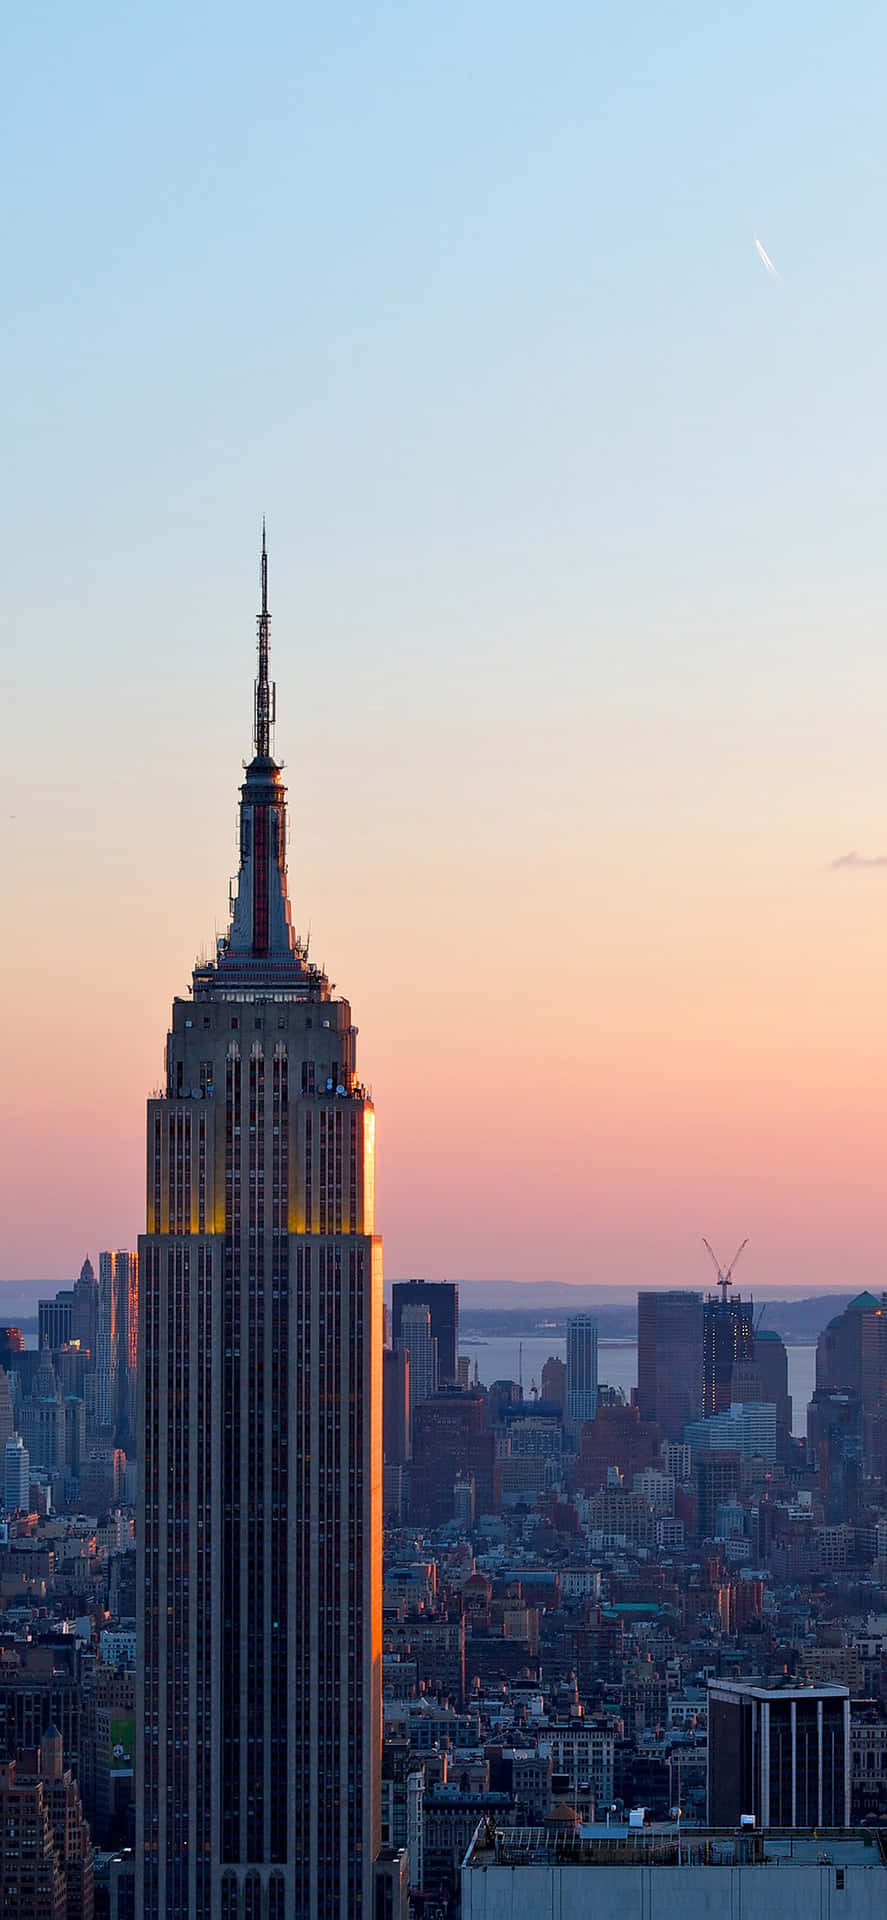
(3, 3), (887, 1289)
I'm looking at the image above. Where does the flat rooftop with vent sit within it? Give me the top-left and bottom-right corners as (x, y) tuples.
(461, 1823), (887, 1919)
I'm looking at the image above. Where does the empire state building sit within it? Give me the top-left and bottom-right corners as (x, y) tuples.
(137, 541), (383, 1920)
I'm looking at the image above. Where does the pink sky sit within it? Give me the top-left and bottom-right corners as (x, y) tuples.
(3, 641), (887, 1292)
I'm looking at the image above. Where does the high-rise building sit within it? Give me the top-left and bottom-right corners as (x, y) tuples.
(731, 1328), (793, 1457)
(707, 1680), (851, 1827)
(72, 1259), (98, 1360)
(391, 1281), (459, 1385)
(3, 1435), (29, 1515)
(808, 1387), (863, 1524)
(637, 1291), (703, 1438)
(397, 1304), (438, 1419)
(38, 1294), (74, 1352)
(573, 1403), (660, 1495)
(0, 1754), (68, 1919)
(816, 1291), (887, 1409)
(702, 1293), (754, 1417)
(0, 1728), (94, 1920)
(410, 1392), (497, 1526)
(695, 1451), (740, 1541)
(750, 1329), (792, 1431)
(383, 1347), (410, 1464)
(136, 540), (383, 1918)
(0, 1371), (14, 1456)
(97, 1252), (138, 1447)
(541, 1354), (566, 1406)
(685, 1400), (777, 1462)
(565, 1315), (598, 1429)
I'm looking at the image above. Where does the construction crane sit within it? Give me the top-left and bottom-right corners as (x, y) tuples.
(702, 1236), (748, 1304)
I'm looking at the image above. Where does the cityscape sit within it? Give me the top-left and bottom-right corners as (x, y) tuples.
(7, 6), (887, 1920)
(0, 549), (886, 1918)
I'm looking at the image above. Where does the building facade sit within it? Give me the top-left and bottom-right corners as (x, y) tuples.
(565, 1316), (598, 1430)
(707, 1680), (851, 1827)
(391, 1282), (459, 1386)
(97, 1252), (139, 1447)
(4, 1435), (29, 1515)
(462, 1825), (885, 1920)
(702, 1295), (754, 1418)
(636, 1292), (702, 1439)
(136, 542), (383, 1919)
(397, 1305), (438, 1422)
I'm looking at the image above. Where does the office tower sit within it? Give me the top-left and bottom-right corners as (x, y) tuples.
(410, 1392), (497, 1526)
(383, 1347), (410, 1464)
(38, 1293), (74, 1351)
(684, 1401), (777, 1463)
(4, 1435), (29, 1515)
(808, 1387), (863, 1524)
(137, 540), (382, 1920)
(0, 1755), (69, 1918)
(97, 1252), (138, 1446)
(702, 1293), (754, 1417)
(397, 1304), (438, 1419)
(0, 1330), (23, 1367)
(732, 1328), (792, 1456)
(0, 1371), (13, 1455)
(707, 1680), (851, 1827)
(565, 1315), (598, 1429)
(695, 1451), (740, 1541)
(391, 1280), (459, 1384)
(541, 1354), (565, 1406)
(72, 1259), (98, 1359)
(20, 1355), (65, 1476)
(816, 1290), (887, 1407)
(637, 1291), (703, 1438)
(751, 1329), (791, 1428)
(0, 1728), (94, 1920)
(573, 1402), (660, 1494)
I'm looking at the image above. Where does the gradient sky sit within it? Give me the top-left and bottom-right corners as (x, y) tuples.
(3, 2), (887, 1288)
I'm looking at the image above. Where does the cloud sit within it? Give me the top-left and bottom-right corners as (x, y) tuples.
(754, 234), (779, 278)
(830, 851), (887, 869)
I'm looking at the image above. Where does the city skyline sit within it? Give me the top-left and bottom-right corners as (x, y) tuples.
(5, 6), (887, 1292)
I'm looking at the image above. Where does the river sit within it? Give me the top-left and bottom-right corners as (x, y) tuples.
(460, 1335), (816, 1438)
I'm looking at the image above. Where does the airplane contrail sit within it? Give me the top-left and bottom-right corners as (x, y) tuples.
(754, 234), (779, 278)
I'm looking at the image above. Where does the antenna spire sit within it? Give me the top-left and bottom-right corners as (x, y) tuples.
(255, 520), (274, 758)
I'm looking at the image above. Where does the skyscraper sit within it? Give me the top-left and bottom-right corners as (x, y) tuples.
(637, 1291), (703, 1438)
(391, 1280), (458, 1384)
(565, 1315), (598, 1429)
(4, 1435), (29, 1516)
(397, 1303), (438, 1421)
(137, 540), (383, 1919)
(97, 1251), (138, 1446)
(702, 1292), (754, 1417)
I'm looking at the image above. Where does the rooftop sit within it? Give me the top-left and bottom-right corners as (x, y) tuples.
(465, 1826), (886, 1871)
(707, 1679), (849, 1702)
